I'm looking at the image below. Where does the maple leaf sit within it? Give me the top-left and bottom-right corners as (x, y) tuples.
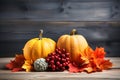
(94, 47), (106, 59)
(99, 59), (112, 70)
(68, 46), (113, 73)
(12, 68), (24, 72)
(83, 46), (94, 58)
(6, 54), (25, 72)
(88, 47), (113, 72)
(6, 60), (15, 70)
(68, 53), (90, 73)
(68, 63), (88, 73)
(22, 60), (33, 72)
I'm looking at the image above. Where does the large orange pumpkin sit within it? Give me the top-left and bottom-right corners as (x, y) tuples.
(57, 29), (88, 64)
(22, 30), (56, 71)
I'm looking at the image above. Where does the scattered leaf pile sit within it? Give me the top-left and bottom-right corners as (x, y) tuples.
(6, 47), (112, 73)
(68, 47), (112, 73)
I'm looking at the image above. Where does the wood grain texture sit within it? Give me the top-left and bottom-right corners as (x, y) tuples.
(0, 57), (120, 80)
(0, 0), (120, 21)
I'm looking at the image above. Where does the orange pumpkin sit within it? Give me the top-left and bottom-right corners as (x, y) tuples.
(57, 29), (88, 64)
(22, 30), (56, 71)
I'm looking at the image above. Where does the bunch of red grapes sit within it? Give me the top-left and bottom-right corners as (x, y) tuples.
(46, 48), (70, 71)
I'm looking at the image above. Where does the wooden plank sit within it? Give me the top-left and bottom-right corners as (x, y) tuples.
(0, 70), (120, 80)
(25, 1), (118, 21)
(0, 0), (120, 21)
(0, 21), (120, 42)
(61, 2), (113, 20)
(1, 26), (120, 41)
(27, 2), (61, 10)
(0, 57), (120, 80)
(0, 21), (120, 41)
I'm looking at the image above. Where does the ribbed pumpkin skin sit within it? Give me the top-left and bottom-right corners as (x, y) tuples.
(57, 34), (88, 63)
(23, 38), (56, 61)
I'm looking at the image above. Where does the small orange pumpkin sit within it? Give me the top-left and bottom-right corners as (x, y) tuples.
(57, 29), (88, 64)
(22, 30), (56, 71)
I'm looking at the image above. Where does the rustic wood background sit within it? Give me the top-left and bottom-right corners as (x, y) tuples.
(0, 0), (120, 57)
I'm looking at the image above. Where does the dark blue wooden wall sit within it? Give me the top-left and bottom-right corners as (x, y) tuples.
(0, 0), (120, 57)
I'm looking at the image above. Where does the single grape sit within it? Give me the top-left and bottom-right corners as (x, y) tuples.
(52, 65), (56, 70)
(50, 60), (54, 64)
(62, 58), (66, 62)
(66, 53), (70, 56)
(51, 55), (55, 59)
(62, 67), (65, 71)
(46, 58), (50, 62)
(66, 57), (70, 61)
(62, 48), (66, 52)
(56, 61), (60, 66)
(62, 54), (66, 58)
(63, 63), (66, 66)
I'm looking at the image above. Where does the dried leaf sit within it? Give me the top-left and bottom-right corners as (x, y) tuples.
(6, 54), (25, 72)
(22, 60), (33, 72)
(84, 67), (94, 73)
(68, 46), (113, 73)
(68, 63), (88, 73)
(75, 54), (89, 66)
(93, 47), (112, 70)
(94, 47), (106, 59)
(6, 60), (15, 70)
(12, 68), (24, 72)
(83, 46), (94, 59)
(99, 59), (112, 70)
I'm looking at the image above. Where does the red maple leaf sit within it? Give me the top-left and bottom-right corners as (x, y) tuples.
(68, 63), (88, 73)
(6, 54), (25, 72)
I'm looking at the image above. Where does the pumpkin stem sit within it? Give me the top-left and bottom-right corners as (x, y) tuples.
(70, 29), (77, 35)
(39, 29), (43, 40)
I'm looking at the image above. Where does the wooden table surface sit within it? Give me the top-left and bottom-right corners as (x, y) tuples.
(0, 57), (120, 80)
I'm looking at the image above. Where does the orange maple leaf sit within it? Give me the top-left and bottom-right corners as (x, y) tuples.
(93, 47), (112, 70)
(87, 47), (112, 72)
(68, 47), (112, 73)
(94, 47), (106, 59)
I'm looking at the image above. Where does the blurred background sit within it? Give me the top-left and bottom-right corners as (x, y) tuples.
(0, 0), (120, 57)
